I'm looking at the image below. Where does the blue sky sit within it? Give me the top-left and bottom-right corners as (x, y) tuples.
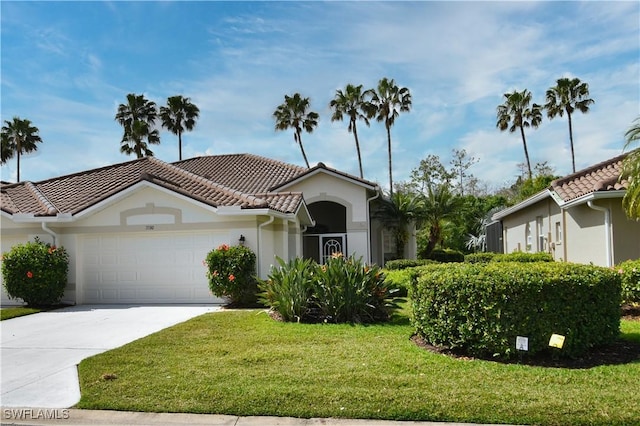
(1, 1), (639, 192)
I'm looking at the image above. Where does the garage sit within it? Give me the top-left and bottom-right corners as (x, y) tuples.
(81, 232), (226, 304)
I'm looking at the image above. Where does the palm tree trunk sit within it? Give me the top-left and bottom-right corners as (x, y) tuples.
(352, 121), (364, 178)
(16, 136), (21, 182)
(519, 125), (532, 180)
(178, 130), (183, 161)
(567, 112), (575, 173)
(296, 130), (310, 168)
(386, 123), (393, 196)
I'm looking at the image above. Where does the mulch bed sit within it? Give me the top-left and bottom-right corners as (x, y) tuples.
(411, 305), (640, 369)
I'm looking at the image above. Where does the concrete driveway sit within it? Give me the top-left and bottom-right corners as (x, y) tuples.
(1, 304), (221, 408)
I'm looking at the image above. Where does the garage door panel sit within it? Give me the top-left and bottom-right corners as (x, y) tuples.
(82, 232), (224, 304)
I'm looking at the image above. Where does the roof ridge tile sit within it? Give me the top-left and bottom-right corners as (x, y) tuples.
(25, 182), (59, 215)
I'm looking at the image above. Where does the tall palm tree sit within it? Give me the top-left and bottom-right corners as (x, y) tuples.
(545, 77), (594, 173)
(621, 116), (640, 219)
(329, 84), (375, 178)
(115, 93), (160, 159)
(0, 117), (43, 182)
(496, 89), (543, 180)
(160, 95), (200, 161)
(368, 78), (412, 196)
(273, 93), (319, 168)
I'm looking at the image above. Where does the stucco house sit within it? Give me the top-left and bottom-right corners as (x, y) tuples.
(490, 152), (640, 267)
(1, 154), (395, 306)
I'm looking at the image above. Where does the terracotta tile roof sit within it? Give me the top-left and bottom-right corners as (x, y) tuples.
(175, 154), (308, 193)
(1, 156), (305, 217)
(551, 152), (629, 202)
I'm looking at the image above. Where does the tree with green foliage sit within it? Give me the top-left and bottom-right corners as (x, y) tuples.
(160, 95), (200, 161)
(374, 190), (424, 259)
(496, 89), (543, 180)
(421, 183), (462, 257)
(621, 116), (640, 219)
(450, 148), (478, 196)
(115, 93), (160, 158)
(369, 78), (412, 195)
(329, 84), (375, 178)
(273, 93), (319, 168)
(545, 77), (594, 173)
(0, 117), (43, 182)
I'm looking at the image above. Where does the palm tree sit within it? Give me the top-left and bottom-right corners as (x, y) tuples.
(115, 93), (160, 159)
(273, 93), (319, 168)
(374, 190), (424, 259)
(369, 78), (412, 196)
(496, 89), (543, 180)
(621, 116), (640, 219)
(329, 84), (375, 178)
(160, 95), (200, 161)
(545, 77), (594, 173)
(0, 117), (43, 182)
(422, 183), (462, 257)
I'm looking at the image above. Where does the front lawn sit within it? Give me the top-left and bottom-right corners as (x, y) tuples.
(0, 306), (41, 320)
(77, 309), (640, 425)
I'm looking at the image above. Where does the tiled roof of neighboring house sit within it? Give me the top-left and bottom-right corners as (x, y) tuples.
(0, 156), (306, 217)
(175, 154), (308, 193)
(551, 152), (629, 202)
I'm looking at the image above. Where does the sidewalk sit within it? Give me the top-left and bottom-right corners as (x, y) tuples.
(0, 408), (515, 426)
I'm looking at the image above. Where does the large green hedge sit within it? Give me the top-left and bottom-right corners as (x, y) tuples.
(410, 262), (621, 359)
(617, 258), (640, 304)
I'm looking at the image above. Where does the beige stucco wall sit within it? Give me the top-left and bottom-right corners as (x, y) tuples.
(285, 172), (375, 263)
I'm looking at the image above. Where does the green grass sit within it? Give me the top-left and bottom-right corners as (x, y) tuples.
(0, 306), (41, 320)
(77, 309), (640, 426)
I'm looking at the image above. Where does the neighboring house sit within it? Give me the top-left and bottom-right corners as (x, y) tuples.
(491, 153), (640, 267)
(1, 154), (393, 306)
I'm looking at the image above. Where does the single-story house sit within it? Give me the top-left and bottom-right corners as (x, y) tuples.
(1, 154), (405, 305)
(490, 152), (640, 267)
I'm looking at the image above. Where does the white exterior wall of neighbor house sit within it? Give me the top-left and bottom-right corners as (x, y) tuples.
(500, 198), (561, 258)
(285, 172), (373, 262)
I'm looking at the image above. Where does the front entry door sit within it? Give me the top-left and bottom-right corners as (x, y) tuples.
(303, 233), (347, 264)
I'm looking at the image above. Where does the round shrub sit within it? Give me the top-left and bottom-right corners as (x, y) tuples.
(424, 248), (464, 263)
(205, 244), (258, 306)
(410, 262), (621, 359)
(616, 259), (640, 304)
(1, 240), (69, 307)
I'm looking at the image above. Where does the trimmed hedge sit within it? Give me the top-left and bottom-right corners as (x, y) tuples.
(464, 252), (554, 264)
(384, 259), (437, 270)
(410, 262), (621, 359)
(464, 252), (496, 263)
(617, 259), (640, 304)
(425, 248), (464, 263)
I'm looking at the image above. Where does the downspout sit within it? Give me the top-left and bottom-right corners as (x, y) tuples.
(587, 200), (612, 267)
(366, 189), (381, 264)
(257, 216), (275, 278)
(41, 222), (58, 246)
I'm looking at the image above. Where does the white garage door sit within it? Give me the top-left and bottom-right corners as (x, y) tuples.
(81, 232), (226, 304)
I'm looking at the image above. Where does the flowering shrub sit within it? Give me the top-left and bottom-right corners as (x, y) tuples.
(1, 240), (69, 307)
(261, 253), (398, 323)
(205, 244), (257, 306)
(616, 259), (640, 304)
